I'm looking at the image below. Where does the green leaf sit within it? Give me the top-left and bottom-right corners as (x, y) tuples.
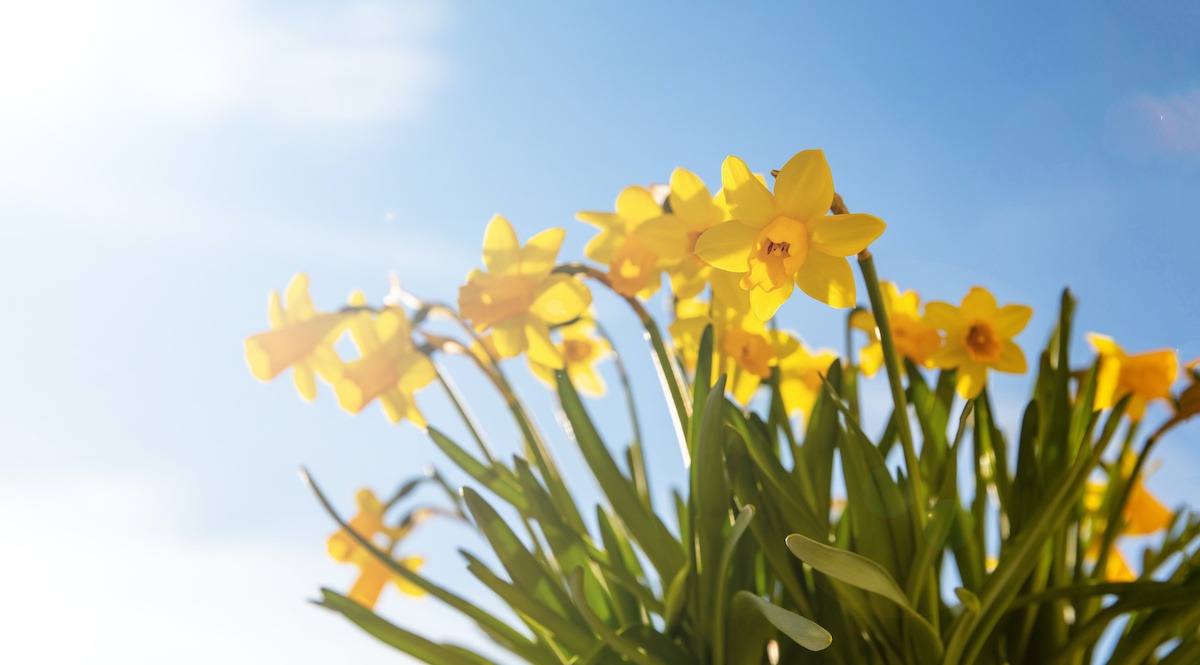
(713, 505), (755, 665)
(688, 324), (714, 454)
(315, 589), (492, 665)
(428, 427), (528, 512)
(567, 569), (675, 665)
(732, 591), (832, 652)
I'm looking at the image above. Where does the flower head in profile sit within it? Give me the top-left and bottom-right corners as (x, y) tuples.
(1087, 334), (1177, 422)
(244, 273), (346, 400)
(773, 332), (839, 422)
(694, 150), (886, 320)
(329, 292), (435, 427)
(850, 282), (942, 377)
(664, 168), (727, 300)
(1083, 461), (1174, 582)
(577, 186), (688, 298)
(926, 286), (1032, 399)
(328, 488), (426, 609)
(458, 215), (591, 368)
(528, 318), (610, 396)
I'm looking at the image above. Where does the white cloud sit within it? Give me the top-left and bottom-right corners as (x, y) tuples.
(0, 475), (486, 664)
(0, 0), (449, 127)
(1105, 90), (1200, 157)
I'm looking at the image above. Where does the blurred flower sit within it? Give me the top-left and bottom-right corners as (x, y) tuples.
(926, 287), (1031, 399)
(849, 282), (941, 377)
(328, 488), (426, 609)
(331, 292), (435, 426)
(694, 150), (885, 319)
(664, 168), (726, 300)
(1084, 458), (1174, 582)
(244, 273), (347, 401)
(528, 318), (610, 396)
(577, 186), (688, 298)
(458, 215), (591, 368)
(1087, 333), (1178, 422)
(773, 332), (839, 422)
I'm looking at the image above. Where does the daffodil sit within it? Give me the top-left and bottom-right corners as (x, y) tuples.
(244, 273), (346, 400)
(773, 332), (839, 422)
(458, 215), (592, 368)
(926, 287), (1032, 399)
(694, 150), (886, 320)
(1087, 334), (1178, 422)
(1084, 468), (1174, 582)
(664, 168), (727, 300)
(329, 292), (435, 426)
(528, 318), (610, 396)
(850, 282), (942, 377)
(328, 488), (426, 609)
(577, 186), (688, 298)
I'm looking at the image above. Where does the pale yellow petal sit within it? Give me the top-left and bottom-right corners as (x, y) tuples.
(633, 215), (689, 261)
(584, 229), (622, 265)
(807, 213), (886, 257)
(668, 168), (722, 230)
(520, 227), (566, 277)
(859, 343), (884, 377)
(293, 363), (318, 401)
(721, 156), (779, 229)
(267, 290), (285, 328)
(616, 186), (664, 225)
(491, 318), (527, 359)
(525, 319), (562, 368)
(285, 273), (315, 319)
(849, 309), (877, 334)
(924, 302), (962, 333)
(482, 215), (521, 276)
(694, 220), (756, 272)
(749, 282), (793, 321)
(995, 340), (1028, 374)
(992, 304), (1033, 339)
(571, 365), (606, 397)
(531, 274), (591, 324)
(793, 251), (856, 308)
(956, 362), (988, 399)
(930, 343), (969, 369)
(774, 149), (834, 221)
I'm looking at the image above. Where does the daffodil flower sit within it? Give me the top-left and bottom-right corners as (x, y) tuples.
(1087, 334), (1178, 422)
(327, 488), (426, 609)
(577, 186), (688, 298)
(329, 292), (435, 426)
(1084, 467), (1174, 582)
(664, 168), (726, 300)
(458, 215), (591, 368)
(773, 332), (839, 422)
(926, 287), (1032, 399)
(694, 150), (886, 320)
(528, 318), (610, 396)
(244, 273), (346, 401)
(850, 282), (942, 377)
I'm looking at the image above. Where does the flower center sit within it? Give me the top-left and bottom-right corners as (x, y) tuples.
(743, 216), (809, 291)
(722, 328), (773, 378)
(562, 338), (593, 364)
(963, 321), (1002, 363)
(608, 236), (658, 297)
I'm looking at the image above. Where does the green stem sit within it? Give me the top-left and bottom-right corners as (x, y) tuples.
(430, 358), (497, 464)
(592, 319), (650, 504)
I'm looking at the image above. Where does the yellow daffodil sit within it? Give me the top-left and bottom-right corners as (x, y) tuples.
(1083, 456), (1174, 581)
(926, 287), (1032, 399)
(244, 273), (346, 401)
(577, 186), (688, 298)
(664, 168), (727, 300)
(458, 215), (592, 368)
(849, 282), (942, 377)
(1087, 333), (1178, 422)
(773, 332), (839, 422)
(528, 318), (610, 396)
(328, 292), (435, 426)
(328, 488), (426, 609)
(694, 150), (886, 320)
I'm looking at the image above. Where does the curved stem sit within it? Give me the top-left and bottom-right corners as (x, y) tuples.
(592, 319), (650, 504)
(430, 357), (497, 464)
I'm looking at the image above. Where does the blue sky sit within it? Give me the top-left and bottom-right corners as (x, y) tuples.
(1, 1), (1198, 662)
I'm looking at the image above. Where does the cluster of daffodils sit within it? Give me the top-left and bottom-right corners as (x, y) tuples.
(246, 148), (1197, 618)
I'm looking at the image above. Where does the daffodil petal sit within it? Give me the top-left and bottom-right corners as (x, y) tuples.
(532, 274), (591, 324)
(721, 156), (779, 229)
(268, 290), (285, 328)
(930, 343), (969, 369)
(616, 186), (664, 224)
(956, 362), (988, 399)
(807, 213), (886, 257)
(294, 364), (317, 401)
(520, 227), (566, 277)
(491, 318), (527, 359)
(584, 229), (621, 265)
(633, 215), (689, 261)
(995, 341), (1027, 373)
(793, 251), (856, 308)
(669, 168), (722, 230)
(571, 365), (606, 397)
(924, 302), (962, 332)
(859, 343), (884, 377)
(398, 354), (437, 392)
(286, 273), (315, 319)
(576, 210), (622, 230)
(961, 286), (999, 320)
(750, 282), (793, 321)
(730, 367), (762, 405)
(992, 304), (1032, 338)
(849, 309), (877, 334)
(483, 215), (521, 276)
(1087, 333), (1124, 358)
(694, 220), (756, 272)
(525, 319), (562, 368)
(775, 149), (834, 221)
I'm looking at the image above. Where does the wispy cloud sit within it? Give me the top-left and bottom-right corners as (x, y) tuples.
(1105, 90), (1200, 157)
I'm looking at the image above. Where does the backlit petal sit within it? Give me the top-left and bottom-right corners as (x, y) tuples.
(750, 282), (793, 321)
(924, 302), (962, 332)
(721, 156), (779, 229)
(483, 215), (521, 275)
(584, 230), (622, 264)
(930, 343), (969, 369)
(616, 186), (665, 225)
(859, 343), (884, 377)
(956, 362), (988, 399)
(267, 291), (285, 328)
(531, 275), (591, 324)
(694, 220), (756, 272)
(525, 319), (562, 368)
(992, 305), (1033, 339)
(807, 214), (886, 257)
(668, 168), (722, 230)
(961, 287), (999, 320)
(491, 318), (527, 359)
(775, 149), (834, 221)
(285, 273), (315, 319)
(633, 215), (689, 261)
(995, 341), (1027, 373)
(520, 227), (566, 277)
(793, 251), (856, 308)
(1087, 333), (1125, 358)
